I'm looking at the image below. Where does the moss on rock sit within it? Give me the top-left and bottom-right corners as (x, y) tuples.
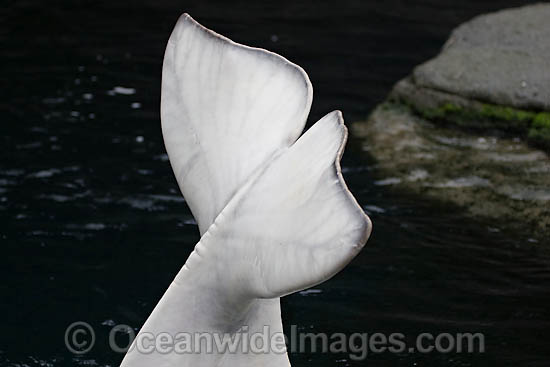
(529, 113), (550, 150)
(417, 102), (536, 131)
(479, 104), (535, 126)
(390, 78), (550, 152)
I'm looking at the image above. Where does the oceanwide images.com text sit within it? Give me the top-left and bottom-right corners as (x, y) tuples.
(65, 322), (485, 361)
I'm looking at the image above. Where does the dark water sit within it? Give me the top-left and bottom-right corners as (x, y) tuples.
(1, 0), (549, 366)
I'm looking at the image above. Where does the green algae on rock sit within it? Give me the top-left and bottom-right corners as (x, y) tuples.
(529, 113), (550, 150)
(390, 77), (550, 150)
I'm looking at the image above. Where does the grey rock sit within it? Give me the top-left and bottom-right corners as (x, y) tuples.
(412, 3), (550, 110)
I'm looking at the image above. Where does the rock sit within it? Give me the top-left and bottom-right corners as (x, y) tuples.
(353, 104), (550, 237)
(354, 4), (550, 238)
(389, 4), (550, 150)
(413, 3), (550, 111)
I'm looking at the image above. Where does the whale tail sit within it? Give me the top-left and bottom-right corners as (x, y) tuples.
(121, 13), (371, 367)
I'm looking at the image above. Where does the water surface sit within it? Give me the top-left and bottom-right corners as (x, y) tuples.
(1, 1), (549, 366)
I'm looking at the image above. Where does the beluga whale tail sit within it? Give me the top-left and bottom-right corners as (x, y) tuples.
(120, 13), (372, 367)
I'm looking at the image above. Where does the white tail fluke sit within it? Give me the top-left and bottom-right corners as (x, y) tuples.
(121, 14), (371, 367)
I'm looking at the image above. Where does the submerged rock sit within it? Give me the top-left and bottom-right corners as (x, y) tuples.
(354, 4), (550, 238)
(353, 104), (550, 237)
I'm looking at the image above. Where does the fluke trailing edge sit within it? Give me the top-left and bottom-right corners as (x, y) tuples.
(120, 13), (372, 367)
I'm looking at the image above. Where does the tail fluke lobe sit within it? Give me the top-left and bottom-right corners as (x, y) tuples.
(161, 14), (313, 235)
(202, 111), (371, 298)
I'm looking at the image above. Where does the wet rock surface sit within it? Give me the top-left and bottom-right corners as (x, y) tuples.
(353, 104), (550, 237)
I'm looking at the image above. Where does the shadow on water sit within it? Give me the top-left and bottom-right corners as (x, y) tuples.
(1, 0), (549, 366)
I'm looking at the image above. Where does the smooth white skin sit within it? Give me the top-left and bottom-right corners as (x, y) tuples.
(120, 14), (372, 367)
